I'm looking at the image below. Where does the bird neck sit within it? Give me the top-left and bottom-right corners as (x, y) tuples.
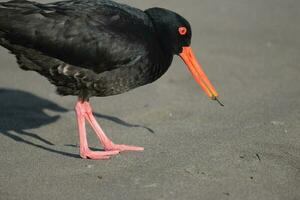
(145, 8), (177, 56)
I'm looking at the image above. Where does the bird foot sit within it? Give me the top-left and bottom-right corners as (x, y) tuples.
(105, 143), (144, 152)
(80, 149), (120, 160)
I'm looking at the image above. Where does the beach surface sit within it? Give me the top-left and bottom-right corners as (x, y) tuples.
(0, 0), (299, 199)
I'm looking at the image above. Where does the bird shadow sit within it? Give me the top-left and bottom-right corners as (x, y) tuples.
(93, 113), (154, 134)
(0, 88), (153, 158)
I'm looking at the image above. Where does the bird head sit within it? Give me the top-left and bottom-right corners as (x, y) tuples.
(145, 8), (223, 106)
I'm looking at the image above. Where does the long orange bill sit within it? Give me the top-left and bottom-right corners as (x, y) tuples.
(179, 46), (224, 106)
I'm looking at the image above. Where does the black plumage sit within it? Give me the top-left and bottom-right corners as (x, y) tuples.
(0, 0), (180, 99)
(0, 0), (221, 159)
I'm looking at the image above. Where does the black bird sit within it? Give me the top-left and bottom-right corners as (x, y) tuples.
(0, 0), (221, 159)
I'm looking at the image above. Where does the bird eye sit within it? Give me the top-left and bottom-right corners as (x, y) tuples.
(178, 26), (187, 35)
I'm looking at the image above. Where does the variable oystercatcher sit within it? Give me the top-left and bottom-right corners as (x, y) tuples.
(0, 0), (222, 159)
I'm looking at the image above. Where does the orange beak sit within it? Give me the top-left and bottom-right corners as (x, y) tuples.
(180, 46), (223, 106)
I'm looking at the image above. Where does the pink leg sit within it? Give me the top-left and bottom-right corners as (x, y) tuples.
(75, 101), (120, 159)
(80, 101), (144, 152)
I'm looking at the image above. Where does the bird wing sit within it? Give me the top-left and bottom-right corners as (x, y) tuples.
(0, 0), (157, 73)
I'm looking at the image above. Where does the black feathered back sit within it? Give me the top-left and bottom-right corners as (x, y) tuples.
(0, 0), (174, 99)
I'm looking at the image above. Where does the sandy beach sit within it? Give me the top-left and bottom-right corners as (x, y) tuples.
(0, 0), (299, 199)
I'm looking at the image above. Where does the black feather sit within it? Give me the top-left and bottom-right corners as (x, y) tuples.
(0, 0), (180, 99)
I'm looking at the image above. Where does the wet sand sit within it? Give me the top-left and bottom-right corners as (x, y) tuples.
(0, 0), (299, 199)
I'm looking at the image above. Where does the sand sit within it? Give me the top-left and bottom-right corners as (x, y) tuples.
(0, 0), (299, 199)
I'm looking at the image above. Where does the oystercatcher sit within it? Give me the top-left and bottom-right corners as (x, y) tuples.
(0, 0), (222, 159)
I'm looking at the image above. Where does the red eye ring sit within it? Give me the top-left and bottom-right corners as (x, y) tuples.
(178, 26), (187, 35)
